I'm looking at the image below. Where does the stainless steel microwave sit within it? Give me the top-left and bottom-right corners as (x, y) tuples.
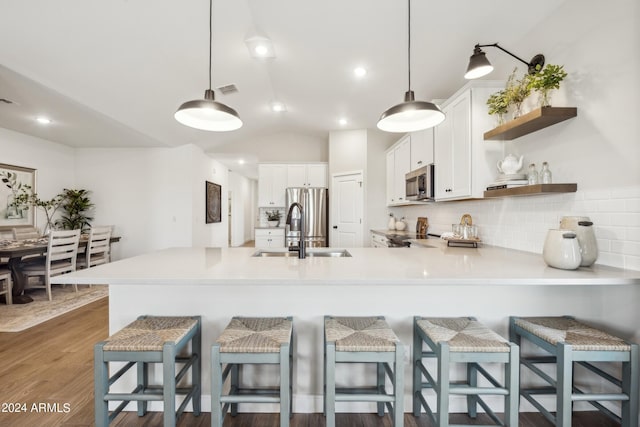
(405, 164), (434, 201)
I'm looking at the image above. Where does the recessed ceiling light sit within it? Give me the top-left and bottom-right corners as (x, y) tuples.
(339, 118), (348, 126)
(245, 35), (276, 59)
(36, 116), (52, 124)
(270, 101), (287, 112)
(238, 159), (245, 165)
(353, 67), (367, 78)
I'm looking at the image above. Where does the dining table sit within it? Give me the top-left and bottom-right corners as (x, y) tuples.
(0, 235), (120, 304)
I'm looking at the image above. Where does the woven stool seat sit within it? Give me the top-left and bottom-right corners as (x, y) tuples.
(103, 316), (198, 351)
(417, 317), (510, 353)
(325, 316), (399, 352)
(513, 316), (631, 351)
(216, 316), (292, 353)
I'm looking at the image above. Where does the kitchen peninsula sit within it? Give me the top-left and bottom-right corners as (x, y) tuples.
(52, 242), (640, 414)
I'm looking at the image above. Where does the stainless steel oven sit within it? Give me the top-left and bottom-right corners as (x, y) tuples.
(405, 164), (434, 201)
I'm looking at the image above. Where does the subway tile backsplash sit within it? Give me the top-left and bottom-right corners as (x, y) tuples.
(389, 185), (640, 271)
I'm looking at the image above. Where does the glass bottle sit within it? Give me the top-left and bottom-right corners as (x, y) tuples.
(540, 161), (552, 184)
(527, 163), (538, 185)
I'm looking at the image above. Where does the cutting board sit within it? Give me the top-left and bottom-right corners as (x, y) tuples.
(416, 217), (429, 235)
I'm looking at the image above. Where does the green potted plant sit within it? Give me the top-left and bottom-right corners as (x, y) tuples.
(529, 63), (568, 107)
(486, 89), (509, 126)
(56, 188), (94, 232)
(266, 210), (281, 227)
(505, 68), (531, 119)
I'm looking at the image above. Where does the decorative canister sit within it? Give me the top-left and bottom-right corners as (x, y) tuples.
(559, 216), (598, 267)
(543, 229), (582, 270)
(387, 214), (396, 230)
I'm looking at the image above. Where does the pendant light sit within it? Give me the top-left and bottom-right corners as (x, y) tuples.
(377, 0), (444, 133)
(175, 0), (242, 131)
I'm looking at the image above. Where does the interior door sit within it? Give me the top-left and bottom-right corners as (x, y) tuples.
(330, 171), (363, 248)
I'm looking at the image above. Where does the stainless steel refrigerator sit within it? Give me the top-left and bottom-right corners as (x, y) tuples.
(285, 187), (328, 248)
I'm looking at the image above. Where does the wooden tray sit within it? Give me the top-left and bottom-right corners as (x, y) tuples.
(444, 237), (481, 248)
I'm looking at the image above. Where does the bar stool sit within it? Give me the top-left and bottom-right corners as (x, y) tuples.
(211, 316), (293, 427)
(94, 315), (202, 427)
(510, 315), (639, 427)
(413, 316), (519, 427)
(324, 315), (404, 427)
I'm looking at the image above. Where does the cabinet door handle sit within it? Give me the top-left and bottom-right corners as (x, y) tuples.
(333, 225), (338, 229)
(417, 160), (422, 165)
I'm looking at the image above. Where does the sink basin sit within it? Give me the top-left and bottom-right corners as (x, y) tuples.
(252, 249), (352, 258)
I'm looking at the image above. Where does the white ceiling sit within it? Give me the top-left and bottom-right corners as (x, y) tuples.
(0, 0), (566, 178)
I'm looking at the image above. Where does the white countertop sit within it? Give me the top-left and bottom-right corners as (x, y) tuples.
(52, 239), (640, 286)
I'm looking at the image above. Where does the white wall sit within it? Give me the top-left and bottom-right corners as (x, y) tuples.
(388, 0), (640, 271)
(228, 171), (256, 246)
(0, 128), (75, 237)
(75, 144), (229, 259)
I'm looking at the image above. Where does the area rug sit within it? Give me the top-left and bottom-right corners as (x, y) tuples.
(0, 285), (108, 332)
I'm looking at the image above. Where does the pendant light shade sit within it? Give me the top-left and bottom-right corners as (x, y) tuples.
(175, 89), (242, 131)
(377, 0), (444, 133)
(175, 0), (242, 132)
(377, 91), (445, 132)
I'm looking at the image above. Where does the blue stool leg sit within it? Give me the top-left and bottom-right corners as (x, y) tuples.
(211, 345), (223, 427)
(466, 362), (478, 418)
(94, 343), (109, 427)
(622, 344), (639, 427)
(437, 342), (450, 427)
(230, 363), (239, 416)
(162, 343), (177, 427)
(556, 342), (573, 427)
(394, 344), (404, 427)
(413, 317), (422, 417)
(280, 343), (291, 427)
(377, 362), (385, 416)
(137, 361), (147, 416)
(193, 319), (202, 416)
(506, 343), (519, 427)
(325, 342), (336, 427)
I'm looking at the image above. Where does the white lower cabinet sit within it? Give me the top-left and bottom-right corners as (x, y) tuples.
(255, 228), (285, 248)
(370, 232), (389, 248)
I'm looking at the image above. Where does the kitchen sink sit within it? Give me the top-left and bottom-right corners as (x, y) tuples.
(252, 249), (352, 258)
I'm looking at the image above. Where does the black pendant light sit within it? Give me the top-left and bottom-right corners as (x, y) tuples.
(175, 0), (242, 131)
(377, 0), (444, 133)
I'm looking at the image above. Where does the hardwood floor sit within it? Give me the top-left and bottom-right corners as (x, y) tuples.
(0, 297), (621, 426)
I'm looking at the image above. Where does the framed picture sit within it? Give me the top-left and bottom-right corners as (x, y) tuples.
(0, 163), (36, 230)
(205, 181), (221, 224)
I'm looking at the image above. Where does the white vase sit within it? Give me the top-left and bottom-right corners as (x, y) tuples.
(559, 216), (598, 267)
(387, 216), (396, 230)
(543, 229), (582, 270)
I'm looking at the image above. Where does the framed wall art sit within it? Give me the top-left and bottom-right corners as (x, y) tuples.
(0, 163), (36, 230)
(205, 181), (221, 224)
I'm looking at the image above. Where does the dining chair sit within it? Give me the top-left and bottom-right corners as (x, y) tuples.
(12, 226), (40, 240)
(77, 226), (112, 269)
(21, 229), (81, 301)
(0, 268), (12, 304)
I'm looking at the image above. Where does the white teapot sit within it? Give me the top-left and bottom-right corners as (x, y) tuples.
(497, 154), (524, 175)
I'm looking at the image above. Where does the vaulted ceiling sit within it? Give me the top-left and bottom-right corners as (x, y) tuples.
(0, 0), (566, 177)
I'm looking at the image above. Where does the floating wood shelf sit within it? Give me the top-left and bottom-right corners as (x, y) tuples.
(483, 183), (577, 198)
(484, 107), (577, 141)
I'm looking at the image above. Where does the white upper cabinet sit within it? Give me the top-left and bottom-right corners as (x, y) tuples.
(410, 128), (434, 170)
(386, 134), (411, 206)
(286, 163), (328, 187)
(258, 164), (287, 207)
(434, 81), (505, 201)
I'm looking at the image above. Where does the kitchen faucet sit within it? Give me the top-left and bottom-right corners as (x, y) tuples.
(285, 202), (305, 259)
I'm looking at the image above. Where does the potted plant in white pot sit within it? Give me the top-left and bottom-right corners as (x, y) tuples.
(266, 210), (281, 227)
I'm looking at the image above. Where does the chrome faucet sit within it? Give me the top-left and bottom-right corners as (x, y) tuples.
(285, 202), (305, 259)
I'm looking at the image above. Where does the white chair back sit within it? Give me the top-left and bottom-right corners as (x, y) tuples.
(12, 227), (40, 240)
(46, 229), (81, 277)
(85, 226), (112, 267)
